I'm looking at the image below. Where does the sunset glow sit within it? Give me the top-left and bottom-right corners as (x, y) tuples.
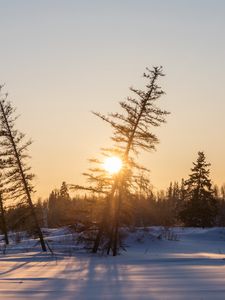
(103, 156), (123, 174)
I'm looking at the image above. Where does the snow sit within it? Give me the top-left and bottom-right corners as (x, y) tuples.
(1, 227), (225, 299)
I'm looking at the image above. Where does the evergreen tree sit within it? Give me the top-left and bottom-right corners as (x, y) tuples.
(60, 181), (70, 201)
(179, 152), (217, 227)
(47, 182), (76, 227)
(0, 86), (46, 251)
(87, 66), (169, 255)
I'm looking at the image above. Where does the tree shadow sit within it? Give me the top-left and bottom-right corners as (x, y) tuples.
(0, 252), (63, 276)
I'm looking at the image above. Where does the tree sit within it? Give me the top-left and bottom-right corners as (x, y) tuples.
(179, 151), (217, 227)
(0, 86), (47, 251)
(0, 173), (9, 245)
(216, 184), (225, 226)
(60, 181), (70, 200)
(86, 66), (169, 255)
(47, 182), (77, 227)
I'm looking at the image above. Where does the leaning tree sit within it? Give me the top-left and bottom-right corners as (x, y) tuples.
(0, 85), (47, 251)
(75, 66), (169, 255)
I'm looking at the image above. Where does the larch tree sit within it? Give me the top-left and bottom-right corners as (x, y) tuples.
(179, 151), (217, 227)
(71, 151), (119, 250)
(81, 66), (169, 255)
(0, 85), (47, 251)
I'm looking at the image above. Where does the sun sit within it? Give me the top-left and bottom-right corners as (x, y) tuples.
(103, 156), (123, 174)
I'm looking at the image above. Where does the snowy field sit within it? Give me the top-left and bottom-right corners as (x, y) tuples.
(1, 227), (225, 299)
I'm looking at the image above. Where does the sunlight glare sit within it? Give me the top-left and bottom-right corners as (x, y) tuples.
(103, 156), (123, 174)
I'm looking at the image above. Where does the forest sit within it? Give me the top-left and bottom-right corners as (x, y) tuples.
(0, 66), (224, 256)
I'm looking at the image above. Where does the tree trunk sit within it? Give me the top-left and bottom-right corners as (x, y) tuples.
(0, 194), (9, 245)
(0, 101), (47, 252)
(92, 225), (103, 253)
(92, 192), (114, 253)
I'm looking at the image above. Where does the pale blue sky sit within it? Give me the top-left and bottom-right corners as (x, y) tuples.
(1, 0), (225, 198)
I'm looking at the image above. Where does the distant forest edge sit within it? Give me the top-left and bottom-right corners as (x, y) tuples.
(8, 153), (225, 232)
(0, 67), (224, 256)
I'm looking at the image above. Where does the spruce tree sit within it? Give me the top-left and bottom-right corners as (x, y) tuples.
(60, 181), (70, 201)
(179, 151), (217, 227)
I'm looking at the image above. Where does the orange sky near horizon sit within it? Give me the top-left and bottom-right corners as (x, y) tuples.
(1, 0), (225, 199)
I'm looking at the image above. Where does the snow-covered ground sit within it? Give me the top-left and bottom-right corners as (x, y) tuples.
(1, 227), (225, 299)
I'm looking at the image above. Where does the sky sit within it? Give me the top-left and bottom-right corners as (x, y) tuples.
(0, 0), (225, 199)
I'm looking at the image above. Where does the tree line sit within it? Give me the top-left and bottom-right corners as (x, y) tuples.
(0, 67), (224, 256)
(4, 151), (225, 245)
